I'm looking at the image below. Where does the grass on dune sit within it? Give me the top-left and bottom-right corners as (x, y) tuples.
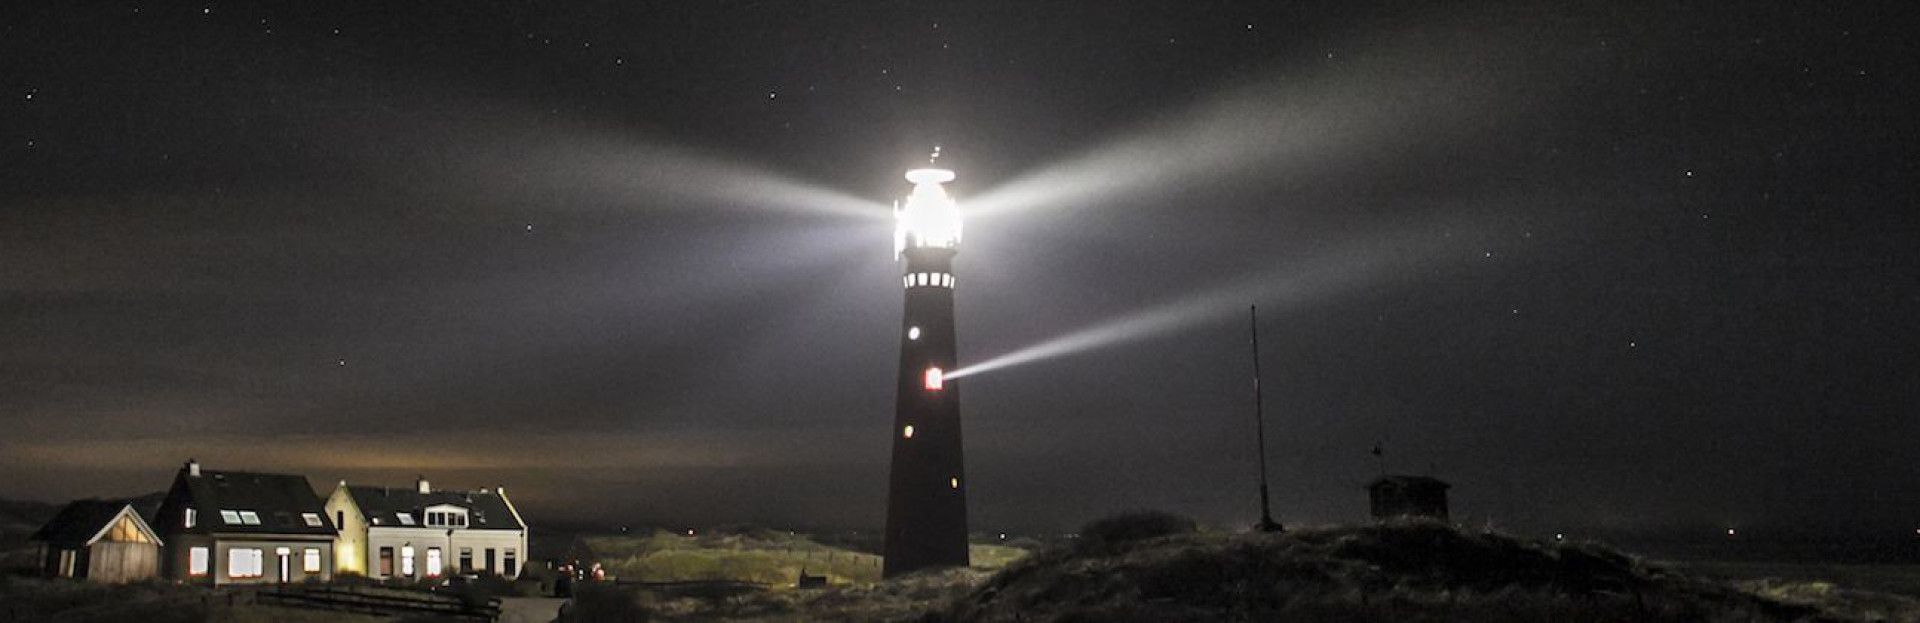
(586, 528), (1027, 586)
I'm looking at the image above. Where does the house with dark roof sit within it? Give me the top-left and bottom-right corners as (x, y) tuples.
(151, 460), (338, 584)
(325, 477), (529, 580)
(30, 500), (163, 582)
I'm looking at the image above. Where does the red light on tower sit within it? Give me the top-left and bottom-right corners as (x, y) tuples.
(924, 367), (944, 390)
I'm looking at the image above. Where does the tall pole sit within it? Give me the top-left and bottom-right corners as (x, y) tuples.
(1251, 305), (1283, 532)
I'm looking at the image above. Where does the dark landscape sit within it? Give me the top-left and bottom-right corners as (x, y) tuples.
(4, 1), (1915, 621)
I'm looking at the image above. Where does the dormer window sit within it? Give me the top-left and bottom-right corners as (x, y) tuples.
(423, 505), (469, 528)
(185, 508), (197, 528)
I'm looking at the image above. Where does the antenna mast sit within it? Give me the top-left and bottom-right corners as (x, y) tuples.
(1251, 305), (1283, 532)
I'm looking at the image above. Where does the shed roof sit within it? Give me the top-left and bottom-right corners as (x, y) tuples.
(1367, 475), (1451, 491)
(344, 486), (523, 531)
(30, 500), (161, 547)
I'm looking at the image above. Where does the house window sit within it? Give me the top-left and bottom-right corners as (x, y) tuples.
(484, 548), (496, 574)
(189, 547), (209, 576)
(396, 512), (415, 526)
(303, 548), (321, 573)
(336, 511), (344, 528)
(400, 546), (415, 577)
(426, 548), (443, 577)
(301, 513), (323, 527)
(220, 510), (242, 524)
(453, 514), (466, 527)
(503, 549), (517, 577)
(185, 508), (197, 528)
(378, 547), (394, 577)
(58, 550), (76, 577)
(459, 547), (473, 573)
(228, 548), (263, 578)
(237, 511), (261, 526)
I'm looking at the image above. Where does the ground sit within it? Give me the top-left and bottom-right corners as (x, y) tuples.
(8, 520), (1920, 622)
(561, 517), (1920, 623)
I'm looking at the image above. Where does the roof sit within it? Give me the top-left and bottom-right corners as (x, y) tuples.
(344, 486), (524, 531)
(172, 469), (336, 536)
(30, 500), (161, 547)
(1368, 475), (1451, 491)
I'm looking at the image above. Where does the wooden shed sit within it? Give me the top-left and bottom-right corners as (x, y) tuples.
(30, 500), (164, 582)
(1367, 475), (1451, 522)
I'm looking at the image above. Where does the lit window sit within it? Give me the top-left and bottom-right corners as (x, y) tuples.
(185, 508), (197, 528)
(228, 548), (263, 578)
(301, 512), (323, 527)
(220, 510), (242, 525)
(903, 425), (915, 438)
(396, 512), (415, 526)
(950, 477), (960, 489)
(189, 547), (209, 576)
(942, 274), (952, 287)
(903, 275), (912, 288)
(238, 511), (261, 525)
(401, 546), (416, 577)
(426, 547), (443, 577)
(907, 326), (920, 340)
(303, 548), (321, 573)
(924, 367), (943, 390)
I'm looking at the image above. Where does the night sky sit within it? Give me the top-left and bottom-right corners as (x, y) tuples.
(3, 2), (1914, 537)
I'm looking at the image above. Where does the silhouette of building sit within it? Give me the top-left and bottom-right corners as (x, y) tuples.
(30, 500), (162, 582)
(883, 167), (970, 576)
(1368, 475), (1451, 521)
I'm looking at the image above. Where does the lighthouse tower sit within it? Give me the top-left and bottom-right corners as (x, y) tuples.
(883, 166), (969, 576)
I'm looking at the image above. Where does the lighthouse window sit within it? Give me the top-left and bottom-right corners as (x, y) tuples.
(903, 425), (915, 438)
(942, 274), (953, 287)
(924, 367), (944, 390)
(903, 276), (912, 288)
(907, 326), (921, 340)
(950, 477), (960, 489)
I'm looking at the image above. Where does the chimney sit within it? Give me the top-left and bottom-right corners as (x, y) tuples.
(416, 476), (431, 494)
(187, 459), (200, 477)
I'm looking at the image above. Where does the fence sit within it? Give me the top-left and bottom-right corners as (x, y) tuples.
(255, 585), (501, 621)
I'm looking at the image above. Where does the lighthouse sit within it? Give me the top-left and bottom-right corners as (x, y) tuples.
(883, 166), (970, 576)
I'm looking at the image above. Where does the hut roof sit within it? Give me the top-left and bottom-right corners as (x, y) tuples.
(30, 500), (161, 547)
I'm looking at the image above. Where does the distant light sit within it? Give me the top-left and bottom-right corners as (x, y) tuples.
(998, 533), (1006, 540)
(949, 477), (959, 489)
(1726, 528), (1736, 537)
(687, 529), (695, 536)
(1554, 533), (1564, 541)
(903, 425), (915, 439)
(907, 326), (921, 340)
(924, 367), (944, 390)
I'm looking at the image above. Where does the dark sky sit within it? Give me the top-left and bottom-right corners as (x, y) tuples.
(2, 2), (1914, 537)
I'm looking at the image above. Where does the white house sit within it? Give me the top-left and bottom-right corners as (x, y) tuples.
(325, 477), (528, 580)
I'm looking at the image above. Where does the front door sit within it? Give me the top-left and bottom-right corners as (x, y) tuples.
(275, 547), (291, 583)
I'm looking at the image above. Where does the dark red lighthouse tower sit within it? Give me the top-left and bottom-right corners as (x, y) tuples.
(883, 166), (969, 576)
